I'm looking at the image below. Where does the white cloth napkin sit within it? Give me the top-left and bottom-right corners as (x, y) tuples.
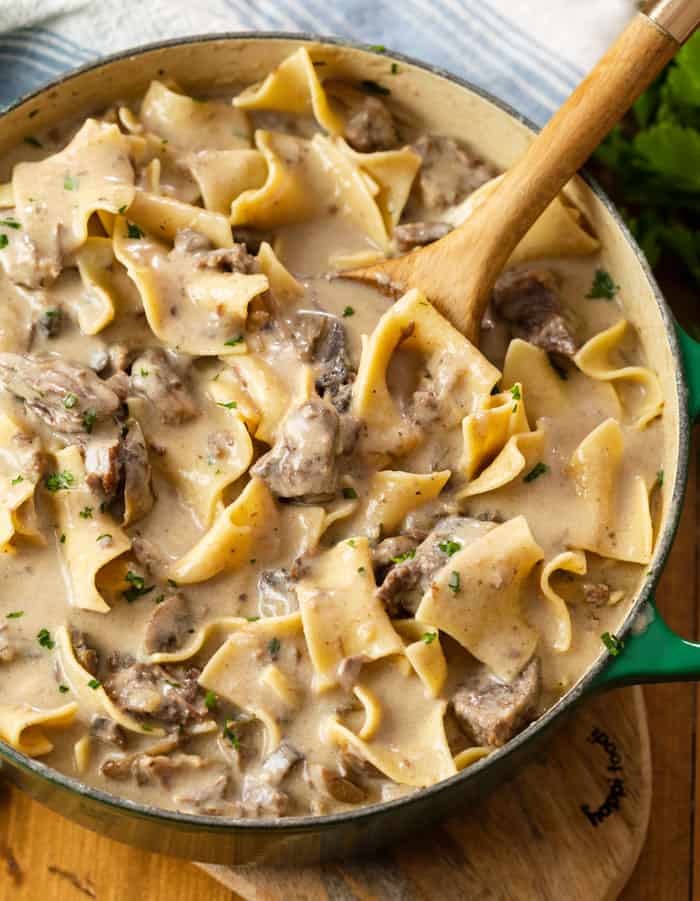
(0, 0), (638, 124)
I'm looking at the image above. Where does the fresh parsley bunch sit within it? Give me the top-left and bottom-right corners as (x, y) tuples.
(595, 31), (700, 286)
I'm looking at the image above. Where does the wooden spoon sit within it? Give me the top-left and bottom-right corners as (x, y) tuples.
(343, 0), (700, 344)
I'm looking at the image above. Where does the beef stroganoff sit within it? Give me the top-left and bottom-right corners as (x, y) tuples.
(0, 47), (664, 818)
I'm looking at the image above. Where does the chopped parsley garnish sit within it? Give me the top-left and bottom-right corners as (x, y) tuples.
(369, 44), (386, 52)
(360, 79), (391, 96)
(10, 474), (23, 486)
(168, 579), (178, 588)
(422, 631), (437, 644)
(154, 594), (165, 604)
(342, 306), (355, 317)
(586, 269), (618, 300)
(510, 385), (521, 401)
(79, 506), (93, 519)
(601, 631), (624, 656)
(0, 235), (8, 250)
(391, 548), (416, 564)
(267, 637), (281, 660)
(657, 468), (665, 487)
(204, 690), (218, 710)
(83, 408), (97, 434)
(118, 204), (128, 214)
(448, 571), (460, 594)
(217, 400), (238, 409)
(224, 334), (244, 347)
(59, 533), (66, 544)
(63, 175), (78, 191)
(245, 615), (260, 622)
(0, 217), (20, 229)
(347, 538), (357, 548)
(127, 222), (144, 239)
(439, 539), (461, 557)
(524, 462), (549, 483)
(249, 558), (257, 565)
(23, 135), (42, 148)
(123, 570), (155, 602)
(37, 628), (55, 650)
(45, 470), (75, 492)
(6, 611), (24, 619)
(223, 721), (240, 748)
(87, 678), (101, 690)
(58, 684), (70, 693)
(342, 486), (359, 499)
(548, 353), (569, 380)
(96, 533), (112, 543)
(63, 393), (78, 409)
(357, 566), (366, 575)
(391, 63), (399, 75)
(141, 724), (154, 732)
(140, 368), (149, 377)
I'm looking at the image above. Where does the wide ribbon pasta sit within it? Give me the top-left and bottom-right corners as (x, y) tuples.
(0, 413), (43, 550)
(416, 516), (543, 682)
(295, 537), (403, 690)
(0, 702), (78, 756)
(52, 446), (131, 613)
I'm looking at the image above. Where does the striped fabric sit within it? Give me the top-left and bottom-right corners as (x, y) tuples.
(0, 0), (635, 125)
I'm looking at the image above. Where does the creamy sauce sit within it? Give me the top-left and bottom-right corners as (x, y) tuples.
(0, 53), (664, 819)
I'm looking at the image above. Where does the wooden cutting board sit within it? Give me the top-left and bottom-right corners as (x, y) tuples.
(199, 686), (651, 901)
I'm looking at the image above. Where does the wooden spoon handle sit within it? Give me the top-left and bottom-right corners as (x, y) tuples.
(438, 10), (685, 339)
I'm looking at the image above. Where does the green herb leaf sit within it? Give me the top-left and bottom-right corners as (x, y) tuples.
(140, 368), (149, 377)
(83, 408), (97, 434)
(267, 637), (281, 660)
(97, 533), (112, 542)
(87, 678), (101, 690)
(245, 615), (260, 622)
(357, 566), (366, 574)
(118, 204), (128, 214)
(391, 63), (399, 75)
(448, 571), (460, 594)
(24, 135), (42, 148)
(523, 462), (549, 483)
(168, 578), (178, 588)
(586, 269), (619, 300)
(601, 631), (624, 656)
(224, 335), (244, 347)
(0, 235), (8, 250)
(391, 548), (416, 564)
(63, 393), (78, 409)
(154, 594), (165, 604)
(0, 217), (20, 229)
(58, 684), (70, 693)
(79, 506), (93, 519)
(59, 533), (66, 544)
(10, 474), (23, 486)
(123, 570), (155, 602)
(37, 628), (55, 650)
(342, 306), (355, 317)
(223, 721), (240, 748)
(360, 79), (390, 96)
(127, 222), (144, 239)
(342, 486), (359, 499)
(422, 631), (437, 644)
(438, 539), (461, 557)
(369, 44), (386, 52)
(6, 611), (24, 619)
(657, 468), (665, 486)
(217, 400), (238, 409)
(63, 175), (78, 191)
(510, 385), (521, 401)
(204, 690), (218, 710)
(45, 470), (75, 492)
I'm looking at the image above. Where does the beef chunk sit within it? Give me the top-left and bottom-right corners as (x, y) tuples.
(394, 221), (452, 252)
(305, 763), (367, 804)
(259, 742), (303, 785)
(251, 399), (345, 502)
(143, 593), (192, 654)
(451, 658), (541, 747)
(239, 743), (302, 817)
(345, 96), (399, 153)
(174, 773), (239, 815)
(133, 752), (205, 787)
(89, 715), (126, 748)
(0, 353), (120, 434)
(173, 229), (212, 255)
(193, 244), (258, 274)
(121, 418), (154, 525)
(413, 135), (493, 210)
(312, 318), (355, 413)
(129, 348), (198, 424)
(371, 533), (426, 580)
(376, 516), (495, 615)
(257, 568), (299, 617)
(70, 629), (99, 676)
(85, 436), (121, 496)
(582, 582), (610, 607)
(105, 663), (206, 727)
(492, 269), (578, 356)
(131, 536), (166, 576)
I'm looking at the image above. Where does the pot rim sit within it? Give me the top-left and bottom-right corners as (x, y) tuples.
(0, 30), (689, 835)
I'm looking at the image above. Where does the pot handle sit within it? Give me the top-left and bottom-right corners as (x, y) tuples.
(592, 599), (700, 689)
(678, 322), (700, 423)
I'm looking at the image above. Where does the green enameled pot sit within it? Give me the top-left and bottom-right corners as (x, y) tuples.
(1, 33), (700, 866)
